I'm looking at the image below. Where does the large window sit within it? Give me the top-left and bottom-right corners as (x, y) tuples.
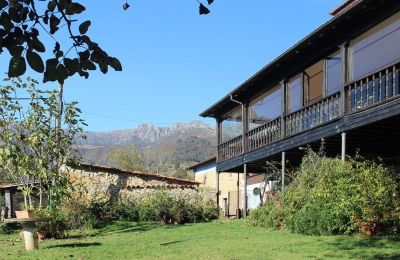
(287, 75), (302, 113)
(304, 60), (323, 102)
(221, 107), (242, 142)
(248, 85), (282, 130)
(351, 12), (400, 81)
(326, 50), (342, 95)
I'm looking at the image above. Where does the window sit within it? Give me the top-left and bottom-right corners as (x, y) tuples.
(248, 85), (282, 130)
(304, 60), (324, 102)
(326, 50), (342, 95)
(287, 75), (302, 113)
(221, 107), (242, 142)
(351, 12), (400, 81)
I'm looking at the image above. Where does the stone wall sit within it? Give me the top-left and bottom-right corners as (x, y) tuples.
(65, 165), (199, 203)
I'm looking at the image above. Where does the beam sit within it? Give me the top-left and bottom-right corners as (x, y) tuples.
(341, 132), (346, 161)
(243, 164), (248, 219)
(281, 152), (286, 191)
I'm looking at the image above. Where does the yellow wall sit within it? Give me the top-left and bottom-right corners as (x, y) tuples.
(194, 167), (244, 215)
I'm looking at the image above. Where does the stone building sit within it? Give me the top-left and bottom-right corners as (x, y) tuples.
(0, 163), (200, 218)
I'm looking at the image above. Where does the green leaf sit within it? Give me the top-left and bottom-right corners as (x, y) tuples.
(109, 57), (122, 71)
(43, 58), (59, 82)
(64, 58), (80, 76)
(8, 56), (26, 77)
(26, 50), (44, 73)
(99, 61), (108, 74)
(30, 37), (46, 53)
(66, 2), (85, 15)
(79, 20), (91, 34)
(57, 64), (69, 84)
(48, 0), (56, 12)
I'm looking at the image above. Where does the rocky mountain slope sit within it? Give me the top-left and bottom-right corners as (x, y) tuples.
(76, 121), (216, 168)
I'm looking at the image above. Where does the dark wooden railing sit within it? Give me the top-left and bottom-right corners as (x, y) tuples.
(247, 118), (281, 151)
(285, 92), (341, 136)
(346, 64), (400, 112)
(218, 135), (242, 162)
(217, 62), (400, 162)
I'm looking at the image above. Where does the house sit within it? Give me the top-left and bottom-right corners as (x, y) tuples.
(188, 158), (245, 217)
(0, 163), (200, 218)
(200, 0), (400, 217)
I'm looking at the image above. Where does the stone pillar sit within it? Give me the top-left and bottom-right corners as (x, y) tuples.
(243, 164), (247, 219)
(216, 171), (220, 209)
(341, 132), (346, 161)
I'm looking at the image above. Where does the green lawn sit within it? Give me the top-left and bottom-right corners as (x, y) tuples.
(0, 220), (399, 259)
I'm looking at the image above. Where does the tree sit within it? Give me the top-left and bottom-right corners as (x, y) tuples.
(0, 0), (122, 83)
(108, 144), (144, 171)
(0, 77), (85, 209)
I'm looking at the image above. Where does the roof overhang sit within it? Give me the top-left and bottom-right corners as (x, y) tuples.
(200, 0), (400, 119)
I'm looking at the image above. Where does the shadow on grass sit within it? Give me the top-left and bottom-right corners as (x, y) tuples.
(46, 242), (101, 249)
(326, 236), (400, 259)
(67, 221), (189, 240)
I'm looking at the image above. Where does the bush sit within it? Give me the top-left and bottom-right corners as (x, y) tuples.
(60, 187), (219, 229)
(249, 151), (400, 236)
(36, 209), (68, 239)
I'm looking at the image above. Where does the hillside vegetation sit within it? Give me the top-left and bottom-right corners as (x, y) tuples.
(76, 121), (216, 177)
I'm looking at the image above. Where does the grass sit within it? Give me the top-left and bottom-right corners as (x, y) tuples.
(0, 220), (400, 259)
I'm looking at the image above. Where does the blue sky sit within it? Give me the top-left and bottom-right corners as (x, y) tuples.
(2, 0), (344, 132)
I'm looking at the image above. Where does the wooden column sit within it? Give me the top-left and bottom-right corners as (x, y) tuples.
(341, 132), (346, 161)
(281, 152), (286, 192)
(242, 104), (249, 153)
(242, 164), (248, 219)
(281, 80), (287, 138)
(216, 119), (222, 162)
(5, 189), (12, 218)
(216, 171), (220, 209)
(341, 43), (349, 115)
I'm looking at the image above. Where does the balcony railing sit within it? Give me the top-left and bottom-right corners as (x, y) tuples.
(346, 64), (400, 112)
(247, 118), (281, 151)
(218, 135), (242, 162)
(217, 62), (400, 162)
(285, 92), (341, 136)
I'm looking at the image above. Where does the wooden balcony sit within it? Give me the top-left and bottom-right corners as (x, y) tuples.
(217, 62), (400, 163)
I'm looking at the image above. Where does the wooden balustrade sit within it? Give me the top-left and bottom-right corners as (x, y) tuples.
(246, 118), (281, 151)
(346, 64), (400, 112)
(218, 135), (243, 162)
(285, 92), (341, 136)
(217, 63), (400, 162)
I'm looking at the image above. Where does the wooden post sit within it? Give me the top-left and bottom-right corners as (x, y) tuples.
(216, 171), (220, 209)
(281, 80), (287, 138)
(216, 119), (222, 162)
(4, 189), (12, 218)
(281, 152), (286, 192)
(341, 43), (348, 115)
(341, 132), (346, 161)
(242, 104), (249, 153)
(243, 164), (247, 219)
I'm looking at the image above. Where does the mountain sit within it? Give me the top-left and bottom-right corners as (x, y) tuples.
(76, 121), (216, 170)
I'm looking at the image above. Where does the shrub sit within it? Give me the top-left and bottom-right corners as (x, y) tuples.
(249, 151), (400, 236)
(36, 209), (68, 239)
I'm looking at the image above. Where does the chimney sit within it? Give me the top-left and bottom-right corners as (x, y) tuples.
(330, 0), (361, 16)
